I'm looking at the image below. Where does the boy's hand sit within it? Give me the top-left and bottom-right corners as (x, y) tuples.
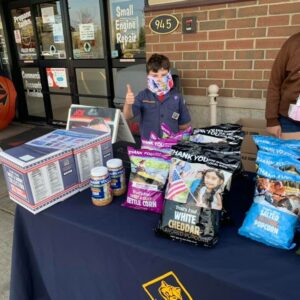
(125, 84), (135, 105)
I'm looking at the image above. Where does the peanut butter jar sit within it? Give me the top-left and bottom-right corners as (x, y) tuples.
(106, 158), (126, 196)
(90, 166), (112, 206)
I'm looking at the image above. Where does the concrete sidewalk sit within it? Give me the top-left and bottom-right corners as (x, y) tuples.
(0, 122), (38, 300)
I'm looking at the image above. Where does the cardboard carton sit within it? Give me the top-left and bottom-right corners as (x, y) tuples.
(237, 118), (270, 172)
(0, 128), (113, 213)
(238, 118), (269, 154)
(27, 129), (113, 191)
(69, 127), (113, 190)
(241, 153), (257, 173)
(0, 144), (79, 214)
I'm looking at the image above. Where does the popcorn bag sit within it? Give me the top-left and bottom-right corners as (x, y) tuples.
(190, 123), (244, 145)
(239, 163), (300, 250)
(157, 141), (240, 247)
(123, 147), (170, 213)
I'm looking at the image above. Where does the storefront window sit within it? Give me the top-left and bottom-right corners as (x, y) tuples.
(36, 1), (66, 59)
(50, 94), (72, 121)
(79, 96), (109, 107)
(109, 0), (145, 59)
(76, 68), (107, 96)
(11, 7), (37, 60)
(0, 15), (10, 76)
(68, 0), (104, 59)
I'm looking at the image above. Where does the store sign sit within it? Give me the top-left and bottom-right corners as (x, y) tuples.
(83, 42), (91, 53)
(13, 10), (36, 58)
(79, 24), (95, 41)
(149, 14), (179, 34)
(41, 6), (55, 24)
(14, 30), (21, 44)
(113, 3), (139, 45)
(53, 23), (64, 44)
(46, 68), (68, 88)
(22, 71), (43, 98)
(13, 11), (31, 29)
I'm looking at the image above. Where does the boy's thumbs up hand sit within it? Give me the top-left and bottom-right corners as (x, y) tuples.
(125, 84), (135, 105)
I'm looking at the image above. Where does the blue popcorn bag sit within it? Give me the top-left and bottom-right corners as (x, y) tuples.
(239, 163), (300, 249)
(253, 136), (300, 159)
(253, 135), (300, 150)
(239, 202), (297, 250)
(256, 151), (300, 175)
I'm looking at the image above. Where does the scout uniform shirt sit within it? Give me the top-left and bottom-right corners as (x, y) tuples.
(132, 88), (191, 139)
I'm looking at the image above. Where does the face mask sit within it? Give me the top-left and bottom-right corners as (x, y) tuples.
(147, 72), (174, 96)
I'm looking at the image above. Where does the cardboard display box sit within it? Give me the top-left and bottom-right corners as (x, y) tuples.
(27, 128), (113, 191)
(241, 153), (257, 173)
(238, 118), (269, 154)
(69, 127), (113, 190)
(237, 118), (270, 173)
(0, 128), (113, 214)
(0, 144), (79, 214)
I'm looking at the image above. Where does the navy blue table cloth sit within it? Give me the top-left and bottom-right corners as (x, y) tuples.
(9, 144), (300, 300)
(10, 184), (300, 300)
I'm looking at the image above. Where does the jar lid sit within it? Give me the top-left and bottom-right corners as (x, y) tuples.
(106, 158), (122, 169)
(91, 166), (108, 177)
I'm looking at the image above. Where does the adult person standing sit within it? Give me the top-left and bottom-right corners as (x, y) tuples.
(265, 32), (300, 139)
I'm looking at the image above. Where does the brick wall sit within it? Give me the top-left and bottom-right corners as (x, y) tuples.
(145, 0), (300, 101)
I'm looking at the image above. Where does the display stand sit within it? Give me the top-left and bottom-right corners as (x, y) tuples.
(66, 104), (135, 144)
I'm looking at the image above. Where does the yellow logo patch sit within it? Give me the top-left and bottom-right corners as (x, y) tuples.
(142, 271), (193, 300)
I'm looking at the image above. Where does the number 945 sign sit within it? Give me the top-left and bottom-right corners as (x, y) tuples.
(149, 14), (179, 34)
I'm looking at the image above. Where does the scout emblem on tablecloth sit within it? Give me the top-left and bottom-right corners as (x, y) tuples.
(142, 271), (193, 300)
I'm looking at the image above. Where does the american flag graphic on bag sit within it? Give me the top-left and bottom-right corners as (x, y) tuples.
(166, 169), (188, 200)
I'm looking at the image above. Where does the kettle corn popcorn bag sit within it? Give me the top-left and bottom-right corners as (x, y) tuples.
(141, 137), (178, 155)
(149, 131), (159, 140)
(161, 122), (192, 140)
(156, 141), (240, 247)
(123, 147), (170, 213)
(239, 163), (300, 250)
(190, 123), (244, 145)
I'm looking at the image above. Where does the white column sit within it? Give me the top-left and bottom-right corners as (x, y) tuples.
(208, 84), (219, 126)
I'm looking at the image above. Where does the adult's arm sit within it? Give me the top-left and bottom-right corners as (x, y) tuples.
(265, 38), (290, 128)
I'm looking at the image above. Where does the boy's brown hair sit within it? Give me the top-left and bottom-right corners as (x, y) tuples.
(146, 53), (170, 74)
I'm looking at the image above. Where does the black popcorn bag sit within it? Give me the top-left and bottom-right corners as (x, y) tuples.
(156, 141), (240, 247)
(190, 123), (244, 146)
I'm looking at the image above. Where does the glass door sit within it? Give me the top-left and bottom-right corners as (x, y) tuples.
(7, 0), (145, 125)
(35, 0), (76, 123)
(8, 0), (111, 125)
(10, 2), (69, 123)
(11, 6), (42, 121)
(67, 0), (110, 108)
